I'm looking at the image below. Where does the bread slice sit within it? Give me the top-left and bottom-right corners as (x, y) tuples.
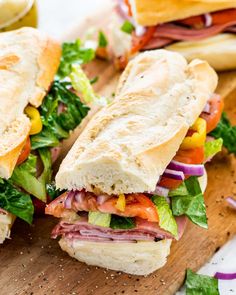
(0, 27), (61, 179)
(57, 171), (207, 275)
(59, 238), (172, 276)
(166, 33), (236, 72)
(0, 212), (15, 244)
(129, 0), (236, 26)
(56, 50), (217, 195)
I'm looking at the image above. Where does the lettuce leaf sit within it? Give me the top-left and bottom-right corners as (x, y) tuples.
(204, 138), (223, 160)
(46, 182), (63, 201)
(0, 180), (34, 224)
(10, 149), (52, 202)
(168, 182), (189, 197)
(31, 81), (89, 150)
(88, 212), (111, 227)
(70, 64), (106, 105)
(58, 39), (95, 78)
(171, 177), (208, 229)
(98, 31), (108, 47)
(210, 112), (236, 154)
(110, 215), (135, 229)
(185, 269), (219, 295)
(152, 196), (178, 237)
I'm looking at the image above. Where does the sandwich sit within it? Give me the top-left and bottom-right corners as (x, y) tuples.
(0, 27), (98, 243)
(46, 50), (226, 275)
(95, 0), (236, 71)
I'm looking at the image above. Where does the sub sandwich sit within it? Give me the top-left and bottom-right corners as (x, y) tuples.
(96, 0), (236, 71)
(46, 50), (225, 275)
(0, 27), (96, 243)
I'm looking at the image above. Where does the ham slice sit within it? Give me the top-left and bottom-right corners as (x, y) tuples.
(141, 14), (236, 51)
(51, 215), (187, 243)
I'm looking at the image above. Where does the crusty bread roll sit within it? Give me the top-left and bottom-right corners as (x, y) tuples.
(57, 172), (207, 275)
(166, 34), (236, 72)
(129, 0), (236, 26)
(0, 212), (15, 244)
(56, 50), (217, 195)
(0, 27), (61, 179)
(59, 238), (172, 276)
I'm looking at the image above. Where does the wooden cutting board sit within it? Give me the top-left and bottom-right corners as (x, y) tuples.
(1, 9), (236, 295)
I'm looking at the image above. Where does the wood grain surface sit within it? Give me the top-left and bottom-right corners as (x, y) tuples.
(1, 7), (236, 294)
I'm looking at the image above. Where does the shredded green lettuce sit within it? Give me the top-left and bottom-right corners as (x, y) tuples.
(11, 149), (52, 202)
(0, 180), (34, 224)
(152, 195), (178, 237)
(210, 112), (236, 154)
(58, 39), (95, 78)
(171, 177), (208, 229)
(98, 31), (108, 47)
(204, 138), (223, 160)
(121, 20), (135, 34)
(88, 211), (111, 227)
(185, 269), (219, 295)
(70, 64), (107, 105)
(31, 81), (89, 150)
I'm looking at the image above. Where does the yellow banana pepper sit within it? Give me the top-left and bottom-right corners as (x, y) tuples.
(115, 194), (126, 212)
(181, 118), (206, 149)
(25, 106), (42, 135)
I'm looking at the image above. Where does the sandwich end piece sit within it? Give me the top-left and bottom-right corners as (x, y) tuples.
(0, 212), (15, 244)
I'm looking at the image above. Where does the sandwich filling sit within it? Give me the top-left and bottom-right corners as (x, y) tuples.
(46, 94), (225, 243)
(108, 1), (236, 68)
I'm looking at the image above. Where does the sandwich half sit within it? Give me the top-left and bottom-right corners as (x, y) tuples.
(46, 50), (224, 275)
(96, 0), (236, 71)
(0, 27), (96, 243)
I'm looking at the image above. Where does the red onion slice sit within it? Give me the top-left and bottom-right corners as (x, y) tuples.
(150, 185), (169, 197)
(167, 160), (204, 176)
(97, 194), (112, 205)
(163, 169), (185, 181)
(74, 191), (86, 204)
(64, 191), (75, 209)
(135, 25), (146, 37)
(225, 197), (236, 210)
(203, 102), (210, 114)
(204, 13), (213, 27)
(215, 272), (236, 280)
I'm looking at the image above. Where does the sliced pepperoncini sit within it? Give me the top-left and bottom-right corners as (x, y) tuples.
(115, 194), (126, 212)
(25, 106), (42, 135)
(181, 117), (206, 149)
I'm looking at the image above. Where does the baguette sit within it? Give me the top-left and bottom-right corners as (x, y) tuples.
(166, 33), (236, 72)
(129, 0), (236, 26)
(56, 50), (217, 195)
(0, 27), (61, 179)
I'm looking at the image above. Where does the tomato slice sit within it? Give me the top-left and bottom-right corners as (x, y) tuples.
(158, 177), (183, 190)
(131, 27), (156, 54)
(177, 8), (236, 27)
(200, 94), (224, 133)
(45, 192), (67, 218)
(174, 147), (204, 164)
(99, 193), (159, 222)
(16, 137), (31, 165)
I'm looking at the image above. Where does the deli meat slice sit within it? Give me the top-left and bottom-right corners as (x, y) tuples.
(142, 19), (236, 51)
(51, 215), (187, 243)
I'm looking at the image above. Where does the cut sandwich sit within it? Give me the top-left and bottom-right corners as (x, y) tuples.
(46, 50), (224, 275)
(93, 0), (236, 71)
(0, 27), (98, 244)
